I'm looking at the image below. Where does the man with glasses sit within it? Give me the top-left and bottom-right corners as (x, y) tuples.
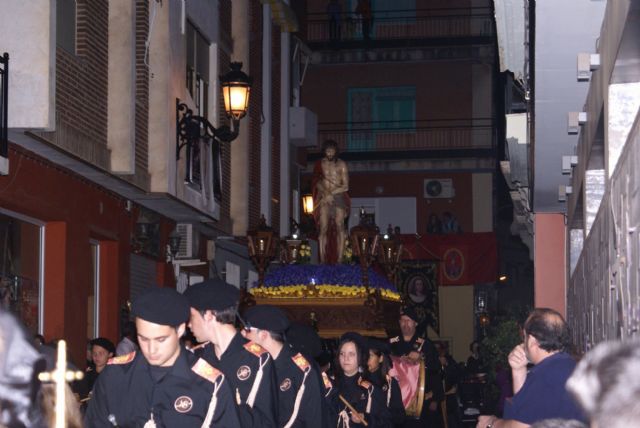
(184, 279), (278, 428)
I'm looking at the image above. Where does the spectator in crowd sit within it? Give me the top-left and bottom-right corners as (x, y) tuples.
(436, 341), (463, 428)
(476, 308), (585, 428)
(566, 339), (640, 428)
(442, 212), (462, 234)
(115, 320), (138, 356)
(79, 337), (115, 402)
(466, 341), (484, 375)
(427, 213), (442, 234)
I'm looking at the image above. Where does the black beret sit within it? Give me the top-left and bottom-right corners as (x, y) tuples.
(287, 323), (323, 359)
(243, 305), (290, 333)
(368, 338), (390, 356)
(400, 305), (420, 323)
(90, 337), (116, 355)
(131, 287), (189, 326)
(183, 278), (240, 311)
(340, 331), (369, 355)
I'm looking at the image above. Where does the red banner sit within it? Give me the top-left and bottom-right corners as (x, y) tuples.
(400, 232), (497, 285)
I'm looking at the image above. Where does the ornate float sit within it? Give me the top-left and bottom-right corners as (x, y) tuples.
(249, 264), (402, 338)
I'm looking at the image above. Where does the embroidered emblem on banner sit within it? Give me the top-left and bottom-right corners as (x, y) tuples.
(443, 248), (465, 281)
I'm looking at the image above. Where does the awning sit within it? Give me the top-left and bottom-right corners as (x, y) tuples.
(260, 0), (299, 33)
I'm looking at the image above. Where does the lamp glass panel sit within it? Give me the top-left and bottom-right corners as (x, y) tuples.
(223, 85), (250, 119)
(302, 195), (314, 215)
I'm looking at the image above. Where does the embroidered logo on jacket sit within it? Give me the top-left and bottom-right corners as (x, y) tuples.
(280, 378), (292, 391)
(174, 396), (193, 413)
(237, 365), (252, 381)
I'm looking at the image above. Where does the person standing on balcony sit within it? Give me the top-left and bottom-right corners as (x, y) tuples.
(313, 139), (350, 264)
(327, 0), (342, 43)
(355, 0), (372, 41)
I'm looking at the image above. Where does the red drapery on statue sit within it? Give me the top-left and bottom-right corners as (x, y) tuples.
(400, 232), (498, 285)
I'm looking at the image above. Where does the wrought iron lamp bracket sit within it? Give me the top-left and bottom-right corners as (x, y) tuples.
(176, 101), (239, 161)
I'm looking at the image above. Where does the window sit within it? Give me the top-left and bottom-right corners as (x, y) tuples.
(186, 21), (210, 118)
(56, 0), (76, 53)
(347, 86), (416, 150)
(0, 210), (43, 335)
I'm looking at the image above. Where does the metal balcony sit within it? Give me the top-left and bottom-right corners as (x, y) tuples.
(314, 118), (496, 160)
(306, 7), (495, 49)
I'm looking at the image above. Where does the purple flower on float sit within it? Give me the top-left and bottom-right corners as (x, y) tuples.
(262, 264), (397, 292)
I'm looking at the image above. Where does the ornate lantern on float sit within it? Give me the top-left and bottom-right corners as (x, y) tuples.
(247, 215), (276, 287)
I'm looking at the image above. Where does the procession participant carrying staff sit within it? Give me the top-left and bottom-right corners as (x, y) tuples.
(85, 287), (240, 428)
(329, 332), (391, 428)
(242, 305), (329, 428)
(184, 279), (278, 428)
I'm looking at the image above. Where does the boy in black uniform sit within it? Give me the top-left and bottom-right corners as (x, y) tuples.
(243, 305), (328, 428)
(85, 287), (240, 427)
(184, 279), (278, 428)
(388, 306), (444, 428)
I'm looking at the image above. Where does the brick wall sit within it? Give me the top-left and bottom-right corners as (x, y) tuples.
(46, 0), (110, 168)
(218, 0), (232, 234)
(133, 0), (150, 188)
(248, 1), (263, 229)
(271, 24), (281, 235)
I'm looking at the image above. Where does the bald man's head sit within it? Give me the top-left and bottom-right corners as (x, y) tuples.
(524, 308), (570, 353)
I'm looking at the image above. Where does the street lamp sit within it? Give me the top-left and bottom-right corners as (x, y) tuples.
(247, 215), (277, 287)
(221, 62), (252, 121)
(176, 62), (252, 182)
(349, 219), (379, 289)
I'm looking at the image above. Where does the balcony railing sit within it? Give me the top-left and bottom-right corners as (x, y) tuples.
(318, 118), (495, 153)
(307, 7), (494, 44)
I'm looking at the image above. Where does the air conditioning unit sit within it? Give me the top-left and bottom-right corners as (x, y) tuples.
(424, 179), (455, 199)
(175, 223), (196, 259)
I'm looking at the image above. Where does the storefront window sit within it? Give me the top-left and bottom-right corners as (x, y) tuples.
(0, 211), (42, 334)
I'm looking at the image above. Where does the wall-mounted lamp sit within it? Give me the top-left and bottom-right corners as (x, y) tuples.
(302, 194), (314, 215)
(176, 62), (252, 183)
(166, 228), (182, 263)
(132, 209), (160, 257)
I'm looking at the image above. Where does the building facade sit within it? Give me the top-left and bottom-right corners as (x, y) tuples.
(0, 0), (297, 365)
